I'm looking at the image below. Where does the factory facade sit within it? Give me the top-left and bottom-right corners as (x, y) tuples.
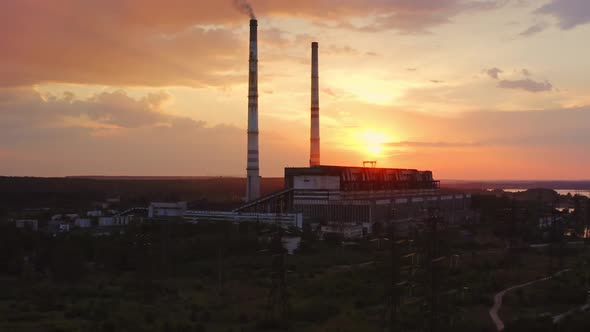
(236, 165), (473, 236)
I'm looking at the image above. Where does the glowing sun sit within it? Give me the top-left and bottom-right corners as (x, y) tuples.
(358, 130), (390, 157)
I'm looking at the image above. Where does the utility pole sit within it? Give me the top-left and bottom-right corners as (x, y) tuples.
(427, 214), (438, 332)
(217, 245), (224, 298)
(159, 219), (170, 278)
(425, 209), (446, 332)
(217, 221), (231, 301)
(266, 224), (289, 327)
(383, 220), (402, 332)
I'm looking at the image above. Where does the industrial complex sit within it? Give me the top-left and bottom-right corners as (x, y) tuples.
(185, 18), (474, 238)
(20, 18), (472, 238)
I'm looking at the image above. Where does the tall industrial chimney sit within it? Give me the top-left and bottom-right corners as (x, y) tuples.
(246, 19), (260, 201)
(310, 42), (320, 167)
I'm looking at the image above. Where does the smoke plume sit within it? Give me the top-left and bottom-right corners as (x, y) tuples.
(233, 0), (256, 19)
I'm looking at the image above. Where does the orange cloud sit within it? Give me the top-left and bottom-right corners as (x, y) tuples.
(0, 86), (307, 176)
(0, 0), (508, 87)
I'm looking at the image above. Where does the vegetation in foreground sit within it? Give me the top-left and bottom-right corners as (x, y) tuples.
(1, 191), (590, 331)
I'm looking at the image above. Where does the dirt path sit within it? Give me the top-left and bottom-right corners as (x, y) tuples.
(552, 303), (590, 323)
(489, 269), (570, 331)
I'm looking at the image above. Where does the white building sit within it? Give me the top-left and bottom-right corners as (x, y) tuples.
(98, 217), (115, 227)
(113, 216), (132, 226)
(149, 202), (187, 219)
(75, 218), (92, 228)
(184, 211), (303, 229)
(321, 223), (364, 239)
(87, 210), (103, 217)
(16, 220), (38, 231)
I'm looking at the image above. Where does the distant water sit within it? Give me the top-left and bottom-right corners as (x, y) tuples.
(555, 190), (590, 198)
(496, 189), (590, 198)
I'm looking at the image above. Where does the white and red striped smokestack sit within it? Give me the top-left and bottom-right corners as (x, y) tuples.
(310, 42), (320, 167)
(246, 19), (260, 201)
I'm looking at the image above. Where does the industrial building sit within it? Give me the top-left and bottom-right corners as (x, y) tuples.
(235, 165), (472, 236)
(75, 218), (92, 228)
(181, 18), (474, 237)
(15, 220), (38, 232)
(149, 202), (187, 219)
(184, 210), (303, 229)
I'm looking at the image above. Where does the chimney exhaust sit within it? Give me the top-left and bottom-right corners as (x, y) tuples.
(310, 42), (320, 167)
(246, 19), (260, 201)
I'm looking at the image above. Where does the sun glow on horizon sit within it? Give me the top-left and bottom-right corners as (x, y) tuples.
(357, 130), (390, 158)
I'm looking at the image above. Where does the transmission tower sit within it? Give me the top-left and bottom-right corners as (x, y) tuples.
(217, 245), (225, 298)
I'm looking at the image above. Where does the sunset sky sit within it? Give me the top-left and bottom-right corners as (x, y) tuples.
(1, 0), (589, 180)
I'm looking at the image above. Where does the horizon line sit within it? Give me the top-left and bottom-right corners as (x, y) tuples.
(1, 175), (589, 183)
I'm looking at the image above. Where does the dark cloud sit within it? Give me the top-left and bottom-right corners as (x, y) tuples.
(323, 88), (338, 97)
(486, 67), (503, 79)
(497, 78), (553, 93)
(0, 86), (306, 176)
(535, 0), (590, 30)
(519, 22), (549, 37)
(325, 44), (359, 55)
(321, 0), (509, 34)
(75, 91), (172, 128)
(0, 16), (246, 87)
(483, 67), (552, 93)
(387, 141), (481, 148)
(0, 88), (172, 130)
(406, 68), (418, 72)
(0, 88), (185, 175)
(430, 80), (444, 84)
(0, 0), (510, 87)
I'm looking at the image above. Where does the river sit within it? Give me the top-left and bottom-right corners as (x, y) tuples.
(497, 189), (590, 198)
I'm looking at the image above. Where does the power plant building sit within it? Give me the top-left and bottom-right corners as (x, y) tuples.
(215, 19), (473, 235)
(236, 165), (472, 234)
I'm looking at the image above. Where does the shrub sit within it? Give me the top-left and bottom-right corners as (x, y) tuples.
(200, 311), (211, 323)
(193, 324), (206, 332)
(238, 312), (248, 323)
(293, 299), (340, 323)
